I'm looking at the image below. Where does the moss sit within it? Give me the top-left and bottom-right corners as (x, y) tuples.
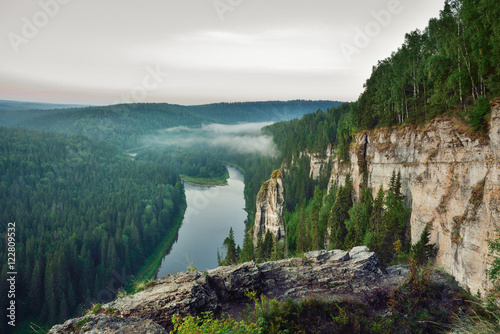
(375, 141), (392, 152)
(270, 168), (283, 179)
(427, 148), (439, 160)
(86, 303), (102, 315)
(437, 178), (459, 214)
(450, 179), (485, 245)
(75, 317), (90, 331)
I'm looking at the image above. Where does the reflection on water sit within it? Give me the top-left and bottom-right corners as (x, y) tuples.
(156, 166), (246, 278)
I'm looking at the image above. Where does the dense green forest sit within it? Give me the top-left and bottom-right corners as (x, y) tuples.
(234, 0), (499, 266)
(265, 0), (498, 167)
(0, 127), (185, 332)
(0, 100), (341, 149)
(354, 0), (498, 132)
(137, 147), (228, 181)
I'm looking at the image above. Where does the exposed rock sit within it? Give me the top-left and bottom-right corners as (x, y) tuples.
(320, 98), (500, 295)
(253, 169), (286, 245)
(49, 247), (409, 333)
(48, 314), (167, 334)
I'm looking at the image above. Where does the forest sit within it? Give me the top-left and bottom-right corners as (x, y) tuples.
(1, 0), (499, 332)
(0, 127), (185, 332)
(265, 0), (499, 168)
(0, 100), (340, 149)
(354, 0), (498, 132)
(221, 0), (499, 269)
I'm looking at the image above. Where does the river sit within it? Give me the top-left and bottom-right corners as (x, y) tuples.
(156, 166), (246, 278)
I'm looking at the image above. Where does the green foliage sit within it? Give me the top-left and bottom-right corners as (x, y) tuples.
(137, 147), (228, 182)
(488, 231), (500, 290)
(86, 303), (102, 316)
(219, 228), (239, 266)
(329, 175), (354, 249)
(75, 318), (91, 331)
(369, 172), (411, 266)
(173, 312), (259, 334)
(3, 100), (341, 149)
(410, 224), (436, 266)
(174, 293), (371, 334)
(468, 97), (492, 134)
(350, 0), (499, 131)
(265, 103), (353, 163)
(0, 127), (185, 329)
(374, 261), (473, 333)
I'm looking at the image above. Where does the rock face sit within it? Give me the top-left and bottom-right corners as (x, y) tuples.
(49, 247), (409, 333)
(253, 169), (286, 245)
(320, 99), (500, 295)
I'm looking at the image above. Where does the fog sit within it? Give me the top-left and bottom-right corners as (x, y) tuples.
(143, 122), (277, 156)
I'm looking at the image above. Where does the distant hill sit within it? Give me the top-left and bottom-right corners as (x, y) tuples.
(0, 100), (87, 126)
(0, 100), (342, 148)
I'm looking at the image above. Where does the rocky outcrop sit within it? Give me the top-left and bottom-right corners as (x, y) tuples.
(253, 169), (285, 245)
(321, 99), (500, 295)
(49, 247), (409, 333)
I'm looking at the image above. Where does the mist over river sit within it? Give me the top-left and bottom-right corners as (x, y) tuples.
(156, 166), (246, 278)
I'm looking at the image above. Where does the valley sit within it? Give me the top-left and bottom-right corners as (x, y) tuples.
(1, 0), (499, 333)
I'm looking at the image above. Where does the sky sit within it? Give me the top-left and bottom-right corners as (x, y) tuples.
(0, 0), (445, 106)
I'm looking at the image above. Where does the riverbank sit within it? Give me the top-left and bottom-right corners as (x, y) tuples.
(126, 202), (187, 291)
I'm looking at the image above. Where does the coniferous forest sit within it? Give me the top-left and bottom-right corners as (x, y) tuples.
(0, 127), (184, 331)
(220, 0), (499, 267)
(0, 0), (499, 332)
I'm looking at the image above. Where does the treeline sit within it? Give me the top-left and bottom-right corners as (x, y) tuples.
(266, 1), (499, 164)
(264, 103), (352, 163)
(353, 0), (498, 131)
(220, 168), (410, 267)
(1, 100), (341, 149)
(0, 127), (185, 331)
(285, 171), (410, 266)
(137, 147), (227, 180)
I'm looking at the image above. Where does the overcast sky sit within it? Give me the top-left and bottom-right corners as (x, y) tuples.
(0, 0), (445, 106)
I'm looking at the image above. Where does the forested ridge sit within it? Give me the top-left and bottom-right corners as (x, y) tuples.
(229, 0), (499, 268)
(0, 127), (185, 332)
(353, 0), (498, 131)
(1, 100), (341, 149)
(266, 0), (498, 166)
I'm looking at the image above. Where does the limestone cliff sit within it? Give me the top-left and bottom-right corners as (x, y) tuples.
(49, 247), (408, 333)
(253, 169), (285, 245)
(318, 99), (500, 295)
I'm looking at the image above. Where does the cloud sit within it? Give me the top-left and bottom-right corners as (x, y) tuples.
(145, 122), (277, 156)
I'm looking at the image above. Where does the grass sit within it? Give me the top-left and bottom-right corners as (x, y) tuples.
(11, 317), (52, 334)
(222, 161), (246, 175)
(86, 303), (102, 316)
(180, 169), (229, 186)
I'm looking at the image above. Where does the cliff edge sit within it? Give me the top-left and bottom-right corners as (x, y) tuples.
(49, 247), (408, 333)
(309, 99), (500, 295)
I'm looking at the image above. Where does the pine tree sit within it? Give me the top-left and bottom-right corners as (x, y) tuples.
(222, 227), (238, 265)
(410, 224), (435, 266)
(329, 175), (353, 249)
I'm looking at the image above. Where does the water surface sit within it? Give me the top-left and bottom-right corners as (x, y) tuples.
(156, 166), (246, 277)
